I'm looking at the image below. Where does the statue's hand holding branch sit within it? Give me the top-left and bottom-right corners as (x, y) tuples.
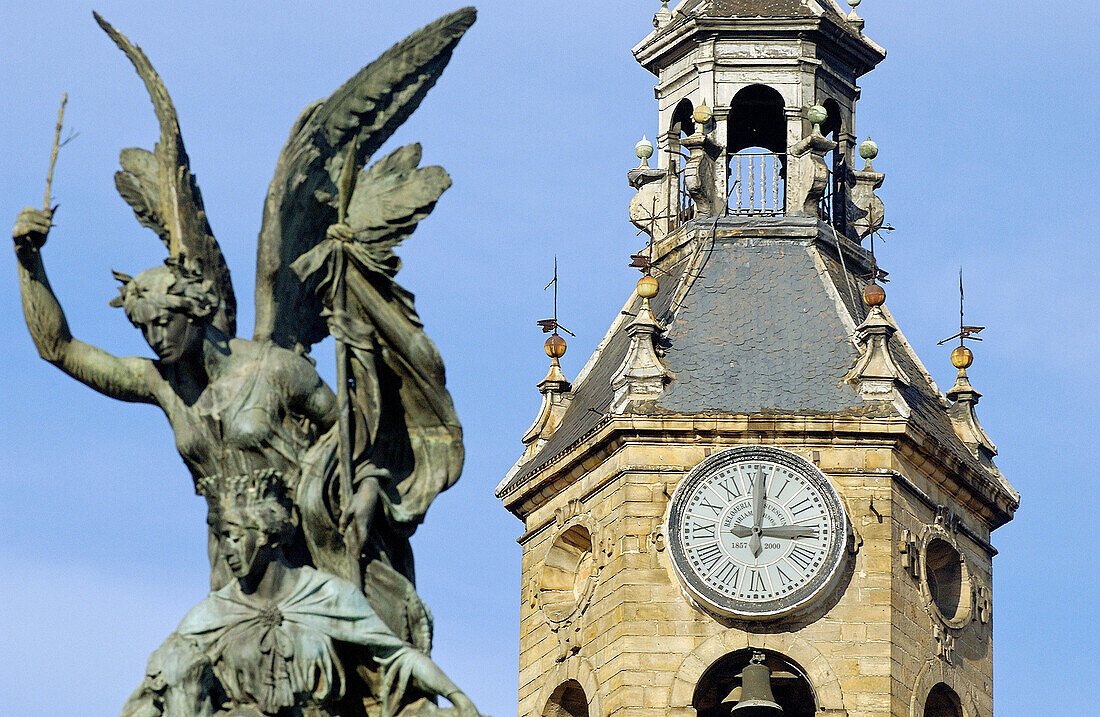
(13, 207), (53, 252)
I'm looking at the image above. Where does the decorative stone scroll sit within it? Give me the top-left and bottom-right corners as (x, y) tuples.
(787, 106), (837, 217)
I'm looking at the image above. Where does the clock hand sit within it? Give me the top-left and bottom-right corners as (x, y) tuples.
(729, 524), (752, 538)
(760, 525), (818, 540)
(750, 469), (765, 558)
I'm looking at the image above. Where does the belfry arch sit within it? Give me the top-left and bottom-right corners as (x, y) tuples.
(923, 683), (963, 717)
(819, 97), (846, 227)
(909, 661), (980, 717)
(726, 84), (787, 214)
(727, 84), (786, 155)
(693, 650), (817, 717)
(668, 631), (847, 717)
(667, 98), (697, 224)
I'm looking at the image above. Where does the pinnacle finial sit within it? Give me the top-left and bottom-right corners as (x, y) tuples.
(692, 99), (713, 127)
(808, 104), (828, 133)
(860, 137), (879, 162)
(635, 135), (654, 168)
(545, 334), (567, 360)
(951, 345), (974, 370)
(637, 274), (659, 311)
(863, 282), (886, 307)
(537, 257), (576, 367)
(941, 289), (997, 460)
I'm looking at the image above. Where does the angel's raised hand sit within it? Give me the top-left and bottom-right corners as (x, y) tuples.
(13, 207), (53, 250)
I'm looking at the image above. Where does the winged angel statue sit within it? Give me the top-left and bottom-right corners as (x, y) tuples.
(13, 10), (483, 717)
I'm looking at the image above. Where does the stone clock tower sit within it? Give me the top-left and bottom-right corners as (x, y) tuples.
(497, 3), (1019, 717)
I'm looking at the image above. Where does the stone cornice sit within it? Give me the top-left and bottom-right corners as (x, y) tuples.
(633, 14), (884, 79)
(500, 413), (1017, 530)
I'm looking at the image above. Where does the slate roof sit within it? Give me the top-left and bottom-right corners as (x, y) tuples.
(499, 222), (1013, 507)
(500, 256), (691, 491)
(820, 250), (1016, 504)
(659, 242), (861, 415)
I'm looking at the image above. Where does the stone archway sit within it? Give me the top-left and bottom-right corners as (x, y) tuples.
(534, 656), (601, 717)
(667, 632), (847, 717)
(909, 660), (983, 717)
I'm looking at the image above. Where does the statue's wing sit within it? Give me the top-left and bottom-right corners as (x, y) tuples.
(253, 7), (476, 351)
(95, 12), (236, 337)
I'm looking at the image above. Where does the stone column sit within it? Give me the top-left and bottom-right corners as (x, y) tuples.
(784, 107), (805, 212)
(712, 109), (730, 213)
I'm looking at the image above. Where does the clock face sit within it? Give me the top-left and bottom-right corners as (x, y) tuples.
(667, 446), (848, 620)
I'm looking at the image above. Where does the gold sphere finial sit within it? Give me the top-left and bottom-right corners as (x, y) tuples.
(692, 100), (713, 126)
(863, 282), (886, 307)
(951, 344), (974, 370)
(545, 334), (567, 359)
(637, 274), (660, 300)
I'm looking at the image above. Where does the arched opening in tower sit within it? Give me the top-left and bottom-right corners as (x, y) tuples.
(923, 683), (963, 717)
(692, 649), (816, 717)
(543, 679), (589, 717)
(727, 84), (786, 215)
(819, 97), (844, 229)
(669, 98), (697, 226)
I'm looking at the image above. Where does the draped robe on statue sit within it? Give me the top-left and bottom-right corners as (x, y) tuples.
(178, 566), (421, 716)
(296, 244), (464, 608)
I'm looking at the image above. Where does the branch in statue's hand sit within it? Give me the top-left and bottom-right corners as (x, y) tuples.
(43, 93), (68, 212)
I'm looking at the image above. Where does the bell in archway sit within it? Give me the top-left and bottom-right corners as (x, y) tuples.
(725, 653), (783, 716)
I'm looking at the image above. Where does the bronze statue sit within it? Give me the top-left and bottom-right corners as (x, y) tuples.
(14, 9), (479, 717)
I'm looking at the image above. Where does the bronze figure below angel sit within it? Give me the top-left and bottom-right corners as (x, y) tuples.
(14, 9), (479, 717)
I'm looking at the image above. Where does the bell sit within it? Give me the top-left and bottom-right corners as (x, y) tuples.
(726, 653), (783, 716)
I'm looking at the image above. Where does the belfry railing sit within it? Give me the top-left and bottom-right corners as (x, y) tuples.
(675, 154), (695, 227)
(727, 151), (785, 216)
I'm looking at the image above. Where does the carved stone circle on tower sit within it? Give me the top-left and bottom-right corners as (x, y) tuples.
(499, 3), (1018, 717)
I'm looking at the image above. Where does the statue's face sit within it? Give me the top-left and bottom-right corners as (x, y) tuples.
(220, 519), (269, 582)
(140, 310), (202, 364)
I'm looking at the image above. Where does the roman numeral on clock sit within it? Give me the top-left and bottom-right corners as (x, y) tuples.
(789, 496), (816, 517)
(697, 497), (723, 516)
(713, 479), (740, 501)
(748, 569), (766, 593)
(788, 544), (820, 570)
(690, 521), (716, 540)
(712, 560), (740, 587)
(692, 542), (723, 571)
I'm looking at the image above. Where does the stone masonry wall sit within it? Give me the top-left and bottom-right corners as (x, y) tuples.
(516, 437), (922, 717)
(890, 452), (995, 717)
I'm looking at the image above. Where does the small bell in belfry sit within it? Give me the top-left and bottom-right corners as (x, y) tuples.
(725, 653), (783, 716)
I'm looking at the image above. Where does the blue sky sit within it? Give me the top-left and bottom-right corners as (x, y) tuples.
(0, 2), (1096, 715)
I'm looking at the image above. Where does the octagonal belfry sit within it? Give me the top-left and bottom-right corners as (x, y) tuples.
(498, 3), (1018, 717)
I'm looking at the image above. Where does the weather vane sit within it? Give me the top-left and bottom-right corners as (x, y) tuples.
(537, 256), (575, 338)
(867, 230), (890, 285)
(630, 195), (674, 276)
(937, 268), (984, 349)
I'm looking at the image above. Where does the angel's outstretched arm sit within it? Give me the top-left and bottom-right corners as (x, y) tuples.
(14, 207), (159, 404)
